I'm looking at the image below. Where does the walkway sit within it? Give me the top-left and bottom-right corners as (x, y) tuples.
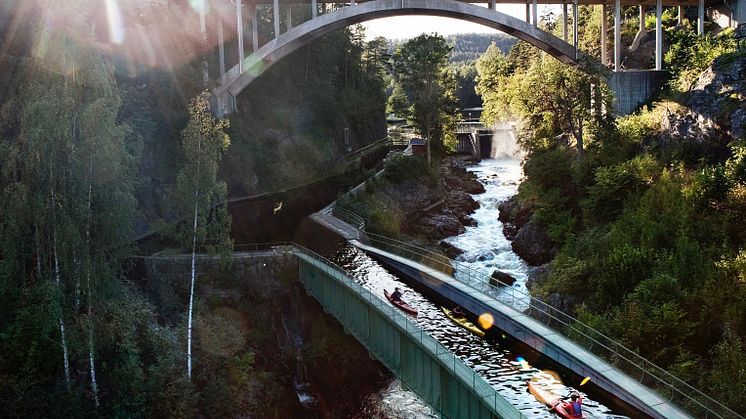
(352, 239), (689, 419)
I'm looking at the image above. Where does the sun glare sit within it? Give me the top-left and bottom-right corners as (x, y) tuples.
(105, 0), (125, 44)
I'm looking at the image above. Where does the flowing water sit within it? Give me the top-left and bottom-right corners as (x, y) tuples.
(335, 158), (633, 418)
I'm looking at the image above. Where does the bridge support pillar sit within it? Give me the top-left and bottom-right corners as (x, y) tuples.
(218, 11), (226, 80)
(698, 0), (705, 34)
(678, 5), (683, 25)
(525, 3), (530, 23)
(614, 0), (621, 71)
(601, 5), (608, 66)
(563, 3), (568, 42)
(251, 3), (259, 52)
(639, 5), (645, 32)
(532, 0), (538, 26)
(490, 0), (496, 10)
(573, 0), (578, 59)
(655, 0), (662, 70)
(287, 5), (293, 31)
(236, 0), (245, 72)
(273, 0), (280, 37)
(312, 0), (317, 18)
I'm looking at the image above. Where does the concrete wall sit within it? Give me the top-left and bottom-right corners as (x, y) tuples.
(735, 0), (745, 25)
(608, 70), (669, 116)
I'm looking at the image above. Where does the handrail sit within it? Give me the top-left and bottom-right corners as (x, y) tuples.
(290, 243), (524, 418)
(333, 205), (742, 419)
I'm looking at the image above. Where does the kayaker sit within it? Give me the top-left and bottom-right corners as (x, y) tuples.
(452, 306), (465, 317)
(391, 287), (403, 302)
(561, 392), (583, 418)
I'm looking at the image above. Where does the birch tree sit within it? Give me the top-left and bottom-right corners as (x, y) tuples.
(175, 91), (232, 379)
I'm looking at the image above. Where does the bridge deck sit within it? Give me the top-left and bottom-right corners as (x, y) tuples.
(248, 0), (706, 7)
(352, 239), (691, 419)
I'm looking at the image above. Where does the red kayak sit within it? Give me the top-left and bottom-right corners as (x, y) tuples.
(384, 290), (418, 316)
(527, 380), (587, 419)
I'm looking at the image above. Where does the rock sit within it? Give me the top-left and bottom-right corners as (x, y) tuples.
(439, 241), (464, 259)
(511, 217), (556, 266)
(498, 195), (531, 240)
(489, 270), (516, 287)
(526, 263), (552, 291)
(415, 213), (465, 239)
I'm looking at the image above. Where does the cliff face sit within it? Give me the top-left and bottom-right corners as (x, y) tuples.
(666, 52), (746, 143)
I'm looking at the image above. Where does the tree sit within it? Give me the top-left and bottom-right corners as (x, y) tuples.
(389, 34), (458, 165)
(476, 43), (612, 158)
(175, 91), (232, 380)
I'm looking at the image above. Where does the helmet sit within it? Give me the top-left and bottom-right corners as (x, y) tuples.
(570, 392), (579, 401)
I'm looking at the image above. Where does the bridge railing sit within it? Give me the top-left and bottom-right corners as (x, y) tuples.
(337, 225), (740, 419)
(291, 243), (525, 418)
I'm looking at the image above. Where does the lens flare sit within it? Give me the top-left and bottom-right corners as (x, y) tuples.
(477, 312), (494, 330)
(516, 356), (530, 369)
(105, 0), (125, 44)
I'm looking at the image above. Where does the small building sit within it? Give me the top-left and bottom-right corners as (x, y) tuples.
(410, 137), (427, 156)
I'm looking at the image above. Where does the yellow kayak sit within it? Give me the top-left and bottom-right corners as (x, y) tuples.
(441, 307), (485, 337)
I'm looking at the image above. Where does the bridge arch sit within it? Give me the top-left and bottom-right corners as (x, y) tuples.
(214, 0), (599, 115)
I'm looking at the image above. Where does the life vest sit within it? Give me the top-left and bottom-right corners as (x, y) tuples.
(569, 401), (582, 418)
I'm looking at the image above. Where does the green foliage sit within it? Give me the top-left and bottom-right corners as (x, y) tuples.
(665, 29), (736, 92)
(383, 154), (437, 185)
(389, 34), (459, 159)
(704, 329), (746, 410)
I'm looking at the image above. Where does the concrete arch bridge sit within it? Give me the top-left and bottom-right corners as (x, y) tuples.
(199, 0), (717, 115)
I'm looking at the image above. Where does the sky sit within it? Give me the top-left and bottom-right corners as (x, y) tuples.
(362, 4), (557, 40)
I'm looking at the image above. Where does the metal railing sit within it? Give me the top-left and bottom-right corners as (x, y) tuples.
(332, 206), (743, 419)
(291, 243), (525, 418)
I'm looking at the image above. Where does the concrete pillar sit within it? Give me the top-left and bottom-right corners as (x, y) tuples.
(573, 0), (578, 59)
(286, 5), (292, 31)
(614, 0), (621, 71)
(698, 0), (705, 35)
(601, 5), (608, 65)
(639, 5), (645, 32)
(532, 0), (538, 26)
(273, 0), (280, 37)
(351, 0), (356, 4)
(563, 3), (568, 42)
(526, 3), (530, 23)
(237, 1), (244, 70)
(678, 5), (683, 25)
(218, 10), (225, 79)
(656, 0), (662, 70)
(490, 0), (496, 10)
(312, 0), (317, 18)
(251, 3), (258, 51)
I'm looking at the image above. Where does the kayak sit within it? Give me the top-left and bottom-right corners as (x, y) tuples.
(384, 290), (418, 316)
(441, 307), (485, 337)
(527, 380), (587, 419)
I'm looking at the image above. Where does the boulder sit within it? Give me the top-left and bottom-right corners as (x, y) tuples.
(498, 195), (531, 240)
(511, 218), (556, 266)
(489, 270), (516, 287)
(416, 213), (465, 239)
(439, 241), (464, 259)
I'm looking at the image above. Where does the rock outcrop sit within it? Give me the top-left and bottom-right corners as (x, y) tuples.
(511, 217), (556, 266)
(497, 195), (531, 240)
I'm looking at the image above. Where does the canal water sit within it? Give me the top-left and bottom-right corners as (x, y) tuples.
(335, 158), (635, 418)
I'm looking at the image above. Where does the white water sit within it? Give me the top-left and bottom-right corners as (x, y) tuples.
(445, 158), (531, 311)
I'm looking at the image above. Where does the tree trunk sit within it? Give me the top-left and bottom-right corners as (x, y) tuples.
(50, 177), (70, 387)
(187, 198), (198, 379)
(85, 180), (99, 408)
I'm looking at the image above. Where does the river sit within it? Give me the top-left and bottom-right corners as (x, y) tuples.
(335, 158), (635, 418)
